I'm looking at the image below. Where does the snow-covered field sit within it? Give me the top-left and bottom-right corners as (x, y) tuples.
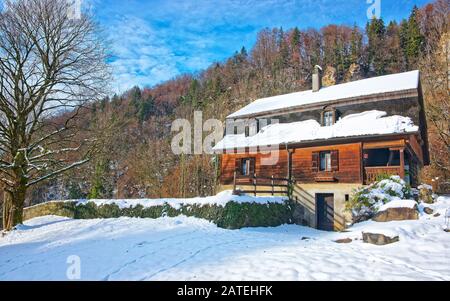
(1, 197), (449, 281)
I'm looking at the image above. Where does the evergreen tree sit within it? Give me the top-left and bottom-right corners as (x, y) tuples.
(68, 182), (85, 199)
(240, 46), (248, 58)
(275, 27), (289, 70)
(129, 86), (142, 112)
(385, 21), (404, 73)
(350, 25), (363, 65)
(184, 79), (202, 108)
(232, 46), (248, 65)
(88, 160), (109, 199)
(399, 7), (425, 70)
(291, 27), (301, 50)
(366, 17), (387, 75)
(290, 27), (302, 76)
(137, 95), (155, 122)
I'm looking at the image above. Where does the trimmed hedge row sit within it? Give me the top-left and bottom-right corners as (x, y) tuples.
(23, 200), (294, 229)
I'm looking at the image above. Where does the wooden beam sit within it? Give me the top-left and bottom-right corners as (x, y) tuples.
(363, 139), (406, 150)
(399, 148), (405, 180)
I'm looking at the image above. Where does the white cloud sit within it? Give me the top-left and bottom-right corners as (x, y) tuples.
(106, 15), (179, 92)
(94, 0), (423, 92)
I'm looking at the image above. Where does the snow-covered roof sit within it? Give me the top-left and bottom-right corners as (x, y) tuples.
(213, 111), (419, 151)
(228, 70), (420, 119)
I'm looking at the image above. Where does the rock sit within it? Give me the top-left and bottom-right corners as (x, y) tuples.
(373, 206), (419, 222)
(418, 184), (434, 204)
(423, 207), (434, 215)
(344, 63), (362, 82)
(334, 238), (352, 244)
(363, 232), (399, 245)
(434, 213), (441, 217)
(301, 237), (310, 240)
(322, 66), (337, 87)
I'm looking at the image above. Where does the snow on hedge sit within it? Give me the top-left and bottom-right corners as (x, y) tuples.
(214, 110), (418, 150)
(76, 190), (287, 210)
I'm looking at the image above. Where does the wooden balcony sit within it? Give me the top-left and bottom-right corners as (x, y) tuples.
(364, 166), (402, 184)
(232, 172), (290, 196)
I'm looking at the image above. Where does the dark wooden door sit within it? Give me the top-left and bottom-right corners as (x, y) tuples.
(316, 194), (334, 231)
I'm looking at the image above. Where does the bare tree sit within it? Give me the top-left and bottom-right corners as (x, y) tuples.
(0, 0), (109, 230)
(418, 0), (449, 188)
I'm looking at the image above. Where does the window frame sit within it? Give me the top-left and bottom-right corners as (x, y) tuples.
(321, 109), (336, 127)
(319, 151), (332, 172)
(244, 126), (250, 137)
(240, 158), (255, 176)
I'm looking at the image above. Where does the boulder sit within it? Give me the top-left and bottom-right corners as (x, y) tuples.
(363, 232), (399, 245)
(322, 66), (337, 87)
(344, 63), (362, 82)
(423, 207), (434, 215)
(418, 184), (434, 204)
(334, 238), (352, 244)
(434, 213), (441, 217)
(373, 206), (419, 222)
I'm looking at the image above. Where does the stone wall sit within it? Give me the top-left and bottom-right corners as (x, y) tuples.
(290, 183), (360, 231)
(22, 199), (294, 230)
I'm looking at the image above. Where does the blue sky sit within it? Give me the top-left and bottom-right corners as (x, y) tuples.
(88, 0), (432, 92)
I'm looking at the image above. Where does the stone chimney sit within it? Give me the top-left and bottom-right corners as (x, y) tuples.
(312, 65), (322, 92)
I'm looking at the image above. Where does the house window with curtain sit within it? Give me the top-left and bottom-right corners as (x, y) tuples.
(322, 110), (334, 126)
(320, 151), (332, 171)
(236, 158), (255, 176)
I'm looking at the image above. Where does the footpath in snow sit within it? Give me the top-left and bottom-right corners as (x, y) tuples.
(0, 197), (449, 281)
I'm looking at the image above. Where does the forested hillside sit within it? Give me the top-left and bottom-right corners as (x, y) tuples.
(24, 1), (450, 204)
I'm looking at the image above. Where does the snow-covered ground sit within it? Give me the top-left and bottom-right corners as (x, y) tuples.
(0, 197), (449, 281)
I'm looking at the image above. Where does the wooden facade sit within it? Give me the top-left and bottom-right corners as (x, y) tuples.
(216, 71), (430, 231)
(291, 143), (361, 183)
(220, 135), (425, 188)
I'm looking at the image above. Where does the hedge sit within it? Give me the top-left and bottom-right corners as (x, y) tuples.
(23, 200), (296, 229)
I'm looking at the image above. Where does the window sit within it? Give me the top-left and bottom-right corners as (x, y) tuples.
(323, 111), (334, 126)
(320, 151), (332, 171)
(239, 158), (254, 176)
(244, 126), (250, 137)
(312, 150), (338, 173)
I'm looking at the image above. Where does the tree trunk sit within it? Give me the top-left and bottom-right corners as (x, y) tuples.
(2, 186), (26, 231)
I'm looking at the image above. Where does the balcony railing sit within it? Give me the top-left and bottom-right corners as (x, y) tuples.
(233, 172), (291, 196)
(364, 166), (402, 184)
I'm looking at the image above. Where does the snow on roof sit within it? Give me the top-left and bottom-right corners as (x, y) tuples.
(213, 110), (419, 151)
(228, 70), (420, 118)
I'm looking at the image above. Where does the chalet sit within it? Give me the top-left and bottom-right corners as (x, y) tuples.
(213, 68), (430, 231)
